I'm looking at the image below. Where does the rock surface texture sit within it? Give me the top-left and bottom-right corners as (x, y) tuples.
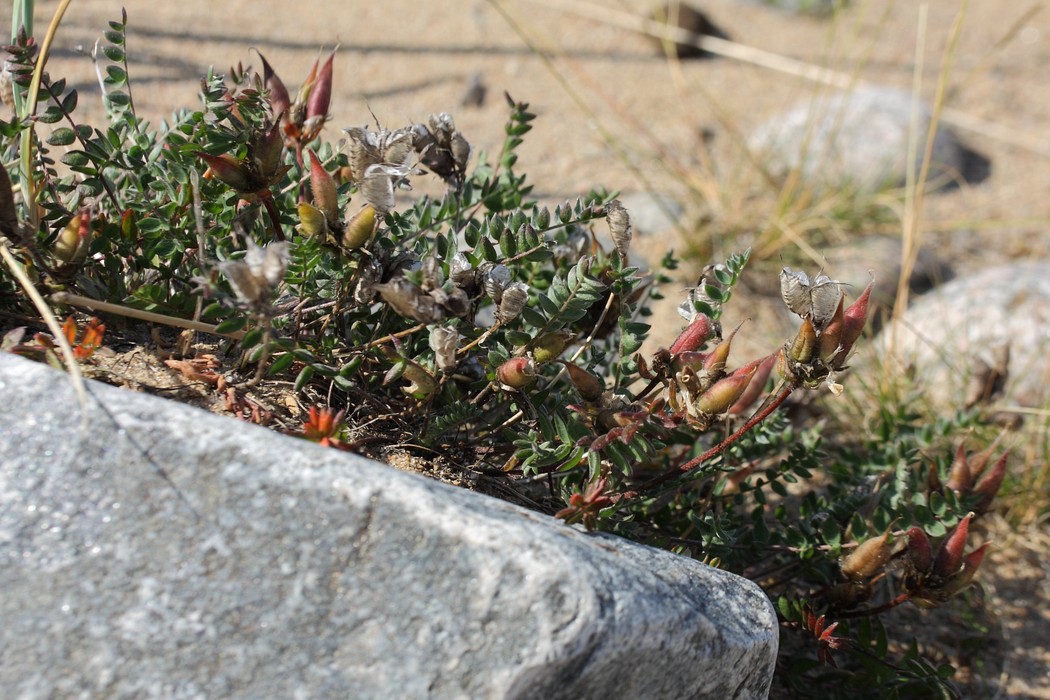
(0, 354), (777, 699)
(874, 261), (1050, 411)
(748, 85), (966, 192)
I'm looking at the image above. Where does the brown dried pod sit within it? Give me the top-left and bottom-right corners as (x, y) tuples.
(374, 277), (445, 323)
(841, 529), (894, 580)
(353, 257), (383, 304)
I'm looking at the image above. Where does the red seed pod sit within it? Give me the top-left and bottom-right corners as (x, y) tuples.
(307, 48), (336, 123)
(944, 443), (973, 494)
(729, 353), (775, 415)
(932, 513), (973, 579)
(669, 313), (714, 355)
(561, 361), (604, 402)
(251, 119), (285, 180)
(257, 50), (291, 121)
(905, 527), (933, 573)
(497, 357), (537, 390)
(939, 542), (990, 598)
(836, 278), (874, 361)
(818, 297), (846, 361)
(198, 152), (253, 193)
(695, 363), (758, 415)
(308, 150), (339, 222)
(973, 452), (1009, 511)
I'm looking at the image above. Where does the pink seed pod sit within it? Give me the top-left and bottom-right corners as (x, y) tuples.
(905, 527), (933, 573)
(497, 357), (537, 390)
(670, 313), (714, 355)
(307, 49), (335, 122)
(307, 150), (339, 222)
(944, 443), (973, 494)
(695, 363), (758, 415)
(836, 277), (874, 360)
(257, 50), (291, 121)
(932, 513), (973, 579)
(728, 354), (775, 415)
(973, 452), (1009, 512)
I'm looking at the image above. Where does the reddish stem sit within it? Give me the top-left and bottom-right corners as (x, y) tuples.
(633, 383), (796, 492)
(836, 593), (910, 619)
(261, 192), (285, 241)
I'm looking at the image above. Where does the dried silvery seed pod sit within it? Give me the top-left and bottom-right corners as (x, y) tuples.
(429, 326), (461, 372)
(420, 255), (444, 291)
(360, 163), (410, 214)
(604, 199), (632, 258)
(344, 126), (417, 182)
(780, 266), (812, 317)
(808, 274), (844, 329)
(220, 239), (290, 308)
(497, 282), (529, 324)
(449, 253), (475, 288)
(779, 267), (846, 329)
(482, 264), (512, 304)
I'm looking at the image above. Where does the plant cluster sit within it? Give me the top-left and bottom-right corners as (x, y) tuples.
(0, 9), (1013, 697)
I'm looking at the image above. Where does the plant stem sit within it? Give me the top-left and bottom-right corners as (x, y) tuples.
(51, 292), (247, 339)
(634, 382), (797, 492)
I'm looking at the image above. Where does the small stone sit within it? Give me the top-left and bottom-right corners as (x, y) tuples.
(748, 86), (972, 193)
(873, 261), (1050, 411)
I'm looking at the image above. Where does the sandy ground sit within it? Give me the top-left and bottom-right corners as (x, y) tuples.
(14, 0), (1050, 695)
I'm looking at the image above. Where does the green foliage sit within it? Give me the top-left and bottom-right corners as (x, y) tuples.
(0, 13), (1010, 697)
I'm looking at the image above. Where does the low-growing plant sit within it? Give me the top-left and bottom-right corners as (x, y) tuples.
(0, 7), (1015, 697)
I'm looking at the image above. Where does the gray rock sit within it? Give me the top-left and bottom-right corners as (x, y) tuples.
(823, 235), (953, 331)
(748, 86), (966, 193)
(873, 261), (1050, 411)
(0, 354), (778, 699)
